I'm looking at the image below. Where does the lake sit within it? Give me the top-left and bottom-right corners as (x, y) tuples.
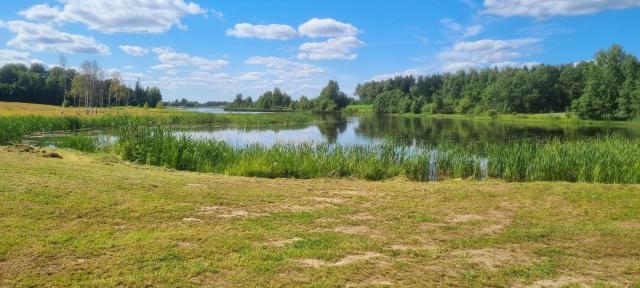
(170, 108), (640, 147)
(34, 108), (640, 148)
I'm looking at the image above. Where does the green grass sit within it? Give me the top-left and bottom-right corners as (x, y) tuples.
(343, 104), (373, 113)
(0, 112), (316, 145)
(111, 125), (640, 184)
(1, 148), (638, 286)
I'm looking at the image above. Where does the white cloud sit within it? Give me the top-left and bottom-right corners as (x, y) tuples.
(298, 18), (358, 38)
(19, 4), (61, 22)
(437, 38), (541, 71)
(226, 23), (298, 40)
(1, 20), (109, 54)
(440, 18), (482, 39)
(151, 64), (175, 70)
(0, 49), (39, 66)
(298, 36), (364, 60)
(152, 47), (228, 70)
(482, 0), (640, 18)
(245, 56), (323, 78)
(119, 45), (149, 56)
(20, 0), (208, 33)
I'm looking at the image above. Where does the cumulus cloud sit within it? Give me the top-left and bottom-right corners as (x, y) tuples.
(298, 36), (364, 60)
(152, 47), (228, 70)
(20, 0), (208, 33)
(482, 0), (640, 18)
(119, 45), (149, 56)
(0, 49), (40, 66)
(298, 18), (358, 38)
(437, 38), (541, 71)
(1, 20), (109, 54)
(226, 23), (298, 40)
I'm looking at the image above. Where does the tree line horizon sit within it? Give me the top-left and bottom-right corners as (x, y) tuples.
(0, 57), (162, 113)
(1, 44), (638, 120)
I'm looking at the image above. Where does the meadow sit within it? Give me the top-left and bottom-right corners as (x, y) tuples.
(1, 148), (639, 286)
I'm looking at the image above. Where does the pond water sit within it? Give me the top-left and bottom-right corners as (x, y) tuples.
(173, 108), (640, 147)
(35, 107), (640, 148)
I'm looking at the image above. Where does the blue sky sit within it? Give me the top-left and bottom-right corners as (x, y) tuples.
(1, 0), (639, 101)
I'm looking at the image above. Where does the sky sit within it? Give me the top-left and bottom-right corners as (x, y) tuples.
(0, 0), (639, 102)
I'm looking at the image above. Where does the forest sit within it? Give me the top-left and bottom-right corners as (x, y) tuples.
(226, 80), (352, 111)
(0, 59), (163, 111)
(356, 44), (640, 120)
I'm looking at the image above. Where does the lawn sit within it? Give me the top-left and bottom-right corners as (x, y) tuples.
(1, 148), (639, 287)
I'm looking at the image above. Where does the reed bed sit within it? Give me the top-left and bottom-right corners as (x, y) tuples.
(0, 112), (316, 144)
(114, 126), (640, 184)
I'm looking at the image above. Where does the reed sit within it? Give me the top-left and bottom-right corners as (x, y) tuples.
(0, 112), (316, 144)
(113, 126), (640, 184)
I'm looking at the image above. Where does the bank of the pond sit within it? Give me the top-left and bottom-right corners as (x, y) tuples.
(67, 126), (637, 184)
(2, 148), (639, 286)
(0, 111), (317, 145)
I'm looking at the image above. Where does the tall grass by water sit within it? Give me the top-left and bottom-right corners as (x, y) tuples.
(0, 112), (316, 144)
(115, 125), (640, 184)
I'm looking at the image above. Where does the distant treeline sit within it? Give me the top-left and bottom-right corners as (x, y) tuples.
(355, 44), (640, 120)
(0, 60), (163, 111)
(164, 99), (229, 107)
(226, 80), (353, 111)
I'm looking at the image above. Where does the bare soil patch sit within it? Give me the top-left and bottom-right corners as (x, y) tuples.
(198, 206), (267, 218)
(269, 237), (303, 247)
(296, 252), (384, 268)
(182, 217), (203, 223)
(454, 246), (535, 269)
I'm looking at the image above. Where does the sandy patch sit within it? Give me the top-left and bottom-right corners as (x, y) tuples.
(390, 243), (438, 251)
(296, 252), (384, 268)
(329, 190), (371, 196)
(275, 203), (332, 213)
(182, 217), (203, 223)
(449, 214), (486, 223)
(177, 241), (196, 248)
(198, 206), (267, 218)
(269, 237), (303, 248)
(331, 226), (371, 235)
(307, 196), (348, 205)
(455, 247), (534, 269)
(348, 213), (376, 221)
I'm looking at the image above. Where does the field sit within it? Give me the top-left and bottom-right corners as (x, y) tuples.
(1, 148), (639, 287)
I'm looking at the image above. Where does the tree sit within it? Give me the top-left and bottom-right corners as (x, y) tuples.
(316, 80), (351, 111)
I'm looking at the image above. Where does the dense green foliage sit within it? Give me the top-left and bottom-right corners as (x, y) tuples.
(113, 125), (640, 184)
(0, 112), (316, 144)
(0, 62), (162, 107)
(356, 45), (640, 120)
(227, 80), (353, 111)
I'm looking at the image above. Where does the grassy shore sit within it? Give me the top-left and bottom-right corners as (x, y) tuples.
(110, 126), (640, 184)
(0, 148), (639, 286)
(0, 102), (316, 144)
(344, 104), (640, 125)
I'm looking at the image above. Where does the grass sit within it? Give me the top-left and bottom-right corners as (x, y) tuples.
(1, 148), (639, 286)
(112, 125), (640, 184)
(0, 101), (316, 145)
(343, 104), (374, 113)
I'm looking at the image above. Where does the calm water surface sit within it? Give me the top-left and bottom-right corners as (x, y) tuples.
(175, 108), (640, 147)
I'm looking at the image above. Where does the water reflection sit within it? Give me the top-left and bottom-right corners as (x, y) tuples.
(177, 114), (639, 147)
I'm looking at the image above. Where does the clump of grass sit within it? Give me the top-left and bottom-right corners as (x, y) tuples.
(114, 126), (640, 184)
